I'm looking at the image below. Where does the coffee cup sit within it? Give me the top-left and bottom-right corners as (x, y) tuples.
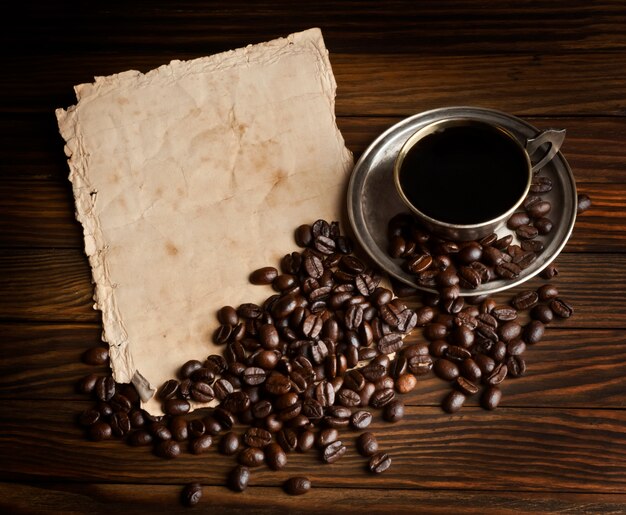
(393, 117), (565, 241)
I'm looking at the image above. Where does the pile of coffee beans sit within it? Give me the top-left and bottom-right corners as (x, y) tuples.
(76, 219), (423, 506)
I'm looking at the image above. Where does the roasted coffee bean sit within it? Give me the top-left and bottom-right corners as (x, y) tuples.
(507, 211), (531, 229)
(516, 224), (539, 240)
(109, 412), (131, 437)
(199, 416), (220, 437)
(218, 431), (240, 456)
(277, 428), (298, 452)
(507, 355), (527, 377)
(238, 447), (265, 467)
(78, 408), (101, 427)
(155, 439), (181, 459)
(297, 430), (316, 453)
(537, 284), (559, 301)
(190, 435), (213, 455)
(169, 416), (189, 442)
(265, 372), (292, 395)
(406, 254), (433, 273)
(457, 242), (483, 264)
(258, 324), (280, 350)
(89, 421), (113, 441)
(190, 381), (215, 403)
(222, 391), (251, 414)
(540, 263), (559, 279)
(507, 338), (527, 356)
(486, 363), (508, 385)
(369, 387), (395, 408)
(512, 290), (539, 311)
(550, 298), (574, 318)
(491, 341), (507, 362)
(377, 332), (404, 354)
(95, 376), (116, 402)
(250, 266), (278, 285)
(82, 346), (109, 366)
(242, 367), (267, 386)
(474, 354), (496, 375)
(530, 304), (554, 324)
(335, 388), (360, 408)
(577, 193), (592, 214)
(368, 452), (392, 474)
(496, 262), (521, 279)
(524, 320), (546, 344)
(243, 427), (272, 448)
(434, 359), (460, 381)
(360, 363), (387, 382)
(424, 322), (448, 341)
(157, 379), (179, 401)
(415, 306), (436, 326)
(429, 339), (449, 358)
(77, 373), (99, 395)
(445, 345), (472, 362)
(187, 419), (205, 438)
(526, 199), (551, 218)
(458, 266), (482, 289)
(498, 321), (522, 342)
(128, 429), (153, 447)
(356, 432), (378, 457)
(481, 385), (502, 410)
(395, 372), (418, 394)
(228, 465), (250, 492)
(213, 407), (236, 429)
(217, 306), (238, 327)
(530, 175), (553, 193)
(351, 410), (373, 429)
(460, 358), (482, 383)
(151, 422), (173, 441)
(109, 393), (132, 413)
(284, 476), (311, 496)
(181, 483), (203, 507)
(265, 442), (288, 470)
(180, 359), (203, 380)
(322, 440), (347, 463)
(214, 378), (234, 401)
(383, 400), (405, 422)
(315, 428), (338, 449)
(455, 376), (479, 396)
(442, 390), (466, 413)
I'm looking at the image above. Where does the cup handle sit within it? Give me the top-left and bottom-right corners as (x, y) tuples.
(526, 129), (566, 173)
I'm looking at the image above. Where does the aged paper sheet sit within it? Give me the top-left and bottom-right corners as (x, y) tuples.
(56, 28), (353, 414)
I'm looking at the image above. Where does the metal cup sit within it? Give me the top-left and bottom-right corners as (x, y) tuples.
(393, 117), (565, 241)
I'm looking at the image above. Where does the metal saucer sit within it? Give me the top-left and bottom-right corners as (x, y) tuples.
(346, 106), (578, 296)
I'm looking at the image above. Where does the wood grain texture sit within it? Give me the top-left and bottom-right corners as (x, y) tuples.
(3, 53), (626, 115)
(1, 482), (626, 515)
(1, 322), (625, 409)
(1, 400), (625, 493)
(4, 1), (626, 55)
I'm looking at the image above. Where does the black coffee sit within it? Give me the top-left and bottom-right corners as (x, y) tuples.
(399, 123), (528, 224)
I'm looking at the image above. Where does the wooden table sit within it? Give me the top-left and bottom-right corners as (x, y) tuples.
(2, 2), (626, 513)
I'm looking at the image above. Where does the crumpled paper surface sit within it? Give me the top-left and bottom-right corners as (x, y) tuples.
(56, 28), (353, 415)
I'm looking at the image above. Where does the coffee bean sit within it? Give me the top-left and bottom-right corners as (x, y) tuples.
(512, 290), (539, 310)
(238, 446), (265, 467)
(406, 254), (433, 273)
(526, 200), (551, 218)
(442, 390), (466, 413)
(496, 262), (521, 279)
(190, 381), (214, 403)
(168, 416), (188, 442)
(265, 442), (288, 470)
(128, 430), (153, 447)
(265, 372), (292, 395)
(214, 378), (234, 400)
(89, 421), (112, 441)
(458, 242), (483, 264)
(434, 359), (460, 381)
(507, 355), (527, 377)
(219, 432), (240, 455)
(322, 440), (347, 463)
(277, 428), (298, 452)
(370, 387), (395, 408)
(155, 439), (181, 459)
(297, 430), (316, 453)
(95, 376), (116, 402)
(481, 385), (502, 410)
(189, 434), (213, 455)
(524, 320), (546, 344)
(157, 379), (179, 401)
(415, 306), (436, 326)
(383, 400), (405, 422)
(460, 358), (482, 383)
(351, 410), (373, 429)
(242, 427), (272, 448)
(530, 303), (553, 324)
(455, 376), (479, 396)
(228, 465), (250, 492)
(474, 354), (496, 375)
(78, 408), (100, 427)
(378, 332), (404, 354)
(458, 266), (482, 289)
(445, 345), (472, 362)
(368, 451), (392, 474)
(250, 266), (278, 285)
(284, 476), (311, 496)
(356, 432), (378, 457)
(181, 483), (203, 507)
(550, 298), (574, 318)
(77, 373), (99, 395)
(82, 346), (109, 366)
(507, 212), (530, 229)
(395, 372), (418, 394)
(498, 321), (522, 342)
(486, 363), (508, 385)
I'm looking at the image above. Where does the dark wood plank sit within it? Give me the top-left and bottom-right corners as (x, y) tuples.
(5, 1), (626, 55)
(2, 482), (626, 514)
(0, 250), (623, 327)
(2, 322), (625, 410)
(1, 400), (626, 493)
(3, 53), (626, 115)
(3, 114), (625, 183)
(0, 179), (620, 251)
